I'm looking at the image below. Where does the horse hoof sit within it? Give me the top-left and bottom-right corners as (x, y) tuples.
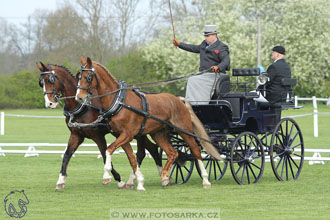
(137, 187), (146, 191)
(118, 184), (126, 189)
(125, 184), (135, 189)
(162, 179), (170, 187)
(203, 183), (211, 189)
(55, 183), (66, 191)
(103, 178), (112, 185)
(168, 177), (173, 186)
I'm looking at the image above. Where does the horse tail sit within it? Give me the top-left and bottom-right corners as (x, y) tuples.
(180, 97), (224, 161)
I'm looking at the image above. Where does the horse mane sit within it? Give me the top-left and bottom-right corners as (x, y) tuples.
(49, 64), (75, 80)
(93, 62), (118, 83)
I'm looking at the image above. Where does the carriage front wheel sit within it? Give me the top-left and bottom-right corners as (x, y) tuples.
(230, 131), (265, 185)
(270, 118), (304, 181)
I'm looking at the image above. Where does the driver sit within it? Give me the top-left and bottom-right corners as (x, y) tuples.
(173, 25), (230, 104)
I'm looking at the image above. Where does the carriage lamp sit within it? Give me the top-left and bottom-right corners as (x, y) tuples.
(257, 72), (270, 85)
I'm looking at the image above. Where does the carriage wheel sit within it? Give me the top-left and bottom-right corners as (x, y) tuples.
(259, 132), (272, 156)
(230, 131), (265, 185)
(195, 154), (228, 181)
(270, 118), (304, 181)
(159, 133), (194, 184)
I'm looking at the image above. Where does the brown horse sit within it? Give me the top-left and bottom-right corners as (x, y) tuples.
(37, 62), (162, 190)
(75, 57), (223, 190)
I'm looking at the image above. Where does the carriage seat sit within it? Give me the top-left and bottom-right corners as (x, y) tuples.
(257, 78), (297, 110)
(213, 73), (230, 98)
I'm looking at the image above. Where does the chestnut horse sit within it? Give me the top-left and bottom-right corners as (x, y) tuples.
(75, 57), (223, 190)
(37, 62), (162, 190)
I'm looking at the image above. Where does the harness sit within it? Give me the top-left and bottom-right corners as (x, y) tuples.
(75, 64), (213, 143)
(39, 65), (62, 102)
(100, 81), (127, 118)
(132, 89), (149, 138)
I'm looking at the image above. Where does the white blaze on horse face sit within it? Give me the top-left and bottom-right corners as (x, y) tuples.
(43, 82), (58, 108)
(75, 81), (81, 101)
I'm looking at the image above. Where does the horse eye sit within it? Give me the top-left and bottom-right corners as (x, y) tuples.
(75, 72), (81, 80)
(39, 79), (44, 87)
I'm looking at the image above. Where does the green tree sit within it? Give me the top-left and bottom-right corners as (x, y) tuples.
(106, 50), (180, 94)
(0, 71), (44, 108)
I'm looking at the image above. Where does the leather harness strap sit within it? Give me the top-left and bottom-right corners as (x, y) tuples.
(101, 80), (127, 118)
(133, 89), (149, 138)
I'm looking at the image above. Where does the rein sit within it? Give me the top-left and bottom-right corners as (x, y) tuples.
(58, 68), (211, 101)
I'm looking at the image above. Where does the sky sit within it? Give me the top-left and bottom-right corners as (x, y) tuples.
(0, 0), (60, 25)
(1, 0), (150, 26)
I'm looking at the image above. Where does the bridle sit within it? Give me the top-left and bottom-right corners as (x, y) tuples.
(39, 65), (62, 102)
(76, 63), (99, 95)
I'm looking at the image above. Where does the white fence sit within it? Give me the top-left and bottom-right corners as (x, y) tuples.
(0, 142), (147, 159)
(0, 143), (329, 165)
(1, 96), (329, 136)
(294, 96), (330, 137)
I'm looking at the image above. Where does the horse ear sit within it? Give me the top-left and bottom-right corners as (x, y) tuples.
(36, 62), (43, 72)
(86, 57), (92, 67)
(40, 62), (48, 71)
(80, 56), (86, 65)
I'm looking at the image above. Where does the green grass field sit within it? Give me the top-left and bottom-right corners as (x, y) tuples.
(1, 104), (330, 220)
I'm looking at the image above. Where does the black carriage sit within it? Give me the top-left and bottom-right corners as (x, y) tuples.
(161, 68), (304, 185)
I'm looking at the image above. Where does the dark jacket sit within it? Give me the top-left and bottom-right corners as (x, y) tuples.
(178, 38), (230, 72)
(265, 59), (291, 104)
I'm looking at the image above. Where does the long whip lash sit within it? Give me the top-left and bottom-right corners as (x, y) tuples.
(168, 0), (176, 39)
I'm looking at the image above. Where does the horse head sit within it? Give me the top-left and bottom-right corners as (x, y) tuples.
(75, 57), (99, 103)
(37, 62), (64, 108)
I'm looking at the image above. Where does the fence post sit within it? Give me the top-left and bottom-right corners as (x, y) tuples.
(295, 96), (298, 108)
(312, 96), (318, 137)
(1, 112), (4, 136)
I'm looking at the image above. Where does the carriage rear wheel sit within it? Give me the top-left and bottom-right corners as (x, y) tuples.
(195, 154), (228, 181)
(230, 131), (265, 185)
(159, 133), (195, 184)
(270, 118), (304, 181)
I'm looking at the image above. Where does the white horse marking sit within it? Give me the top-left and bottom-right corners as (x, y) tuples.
(197, 160), (211, 188)
(104, 151), (112, 174)
(56, 173), (66, 185)
(157, 165), (163, 176)
(135, 167), (145, 191)
(43, 83), (58, 108)
(126, 171), (136, 186)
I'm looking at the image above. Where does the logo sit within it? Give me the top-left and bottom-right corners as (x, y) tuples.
(4, 190), (30, 218)
(214, 50), (219, 54)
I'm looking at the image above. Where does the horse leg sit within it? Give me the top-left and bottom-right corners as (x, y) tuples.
(137, 136), (162, 176)
(122, 143), (146, 191)
(56, 133), (84, 191)
(179, 132), (211, 188)
(92, 136), (124, 187)
(150, 131), (178, 187)
(105, 133), (144, 191)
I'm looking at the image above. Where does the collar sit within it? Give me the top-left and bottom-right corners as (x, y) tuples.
(63, 103), (88, 117)
(101, 80), (127, 117)
(274, 58), (284, 63)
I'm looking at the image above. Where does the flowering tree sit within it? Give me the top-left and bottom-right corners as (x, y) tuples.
(143, 0), (330, 97)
